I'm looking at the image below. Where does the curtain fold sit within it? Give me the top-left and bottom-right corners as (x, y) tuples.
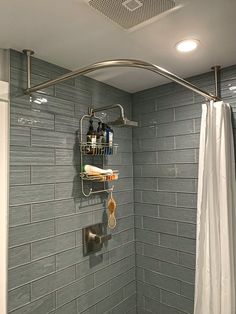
(194, 101), (236, 314)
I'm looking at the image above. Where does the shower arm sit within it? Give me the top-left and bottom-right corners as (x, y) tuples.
(23, 50), (220, 101)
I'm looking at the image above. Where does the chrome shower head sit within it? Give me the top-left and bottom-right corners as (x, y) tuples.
(90, 104), (138, 127)
(108, 116), (138, 127)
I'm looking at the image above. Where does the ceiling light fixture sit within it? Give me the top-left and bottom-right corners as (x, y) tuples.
(175, 39), (199, 53)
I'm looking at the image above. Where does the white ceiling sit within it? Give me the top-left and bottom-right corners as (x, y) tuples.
(0, 0), (235, 92)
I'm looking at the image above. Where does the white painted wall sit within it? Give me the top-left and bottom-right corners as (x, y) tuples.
(0, 49), (10, 314)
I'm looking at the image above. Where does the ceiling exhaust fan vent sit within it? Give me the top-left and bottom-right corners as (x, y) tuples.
(122, 0), (143, 12)
(87, 0), (176, 29)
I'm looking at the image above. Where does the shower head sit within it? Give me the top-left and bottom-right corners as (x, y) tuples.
(108, 116), (138, 127)
(90, 104), (138, 127)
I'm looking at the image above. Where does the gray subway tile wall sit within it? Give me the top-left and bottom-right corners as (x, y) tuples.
(8, 48), (236, 314)
(132, 64), (236, 314)
(9, 50), (135, 314)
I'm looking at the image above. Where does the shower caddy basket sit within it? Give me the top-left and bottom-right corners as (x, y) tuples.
(79, 112), (119, 197)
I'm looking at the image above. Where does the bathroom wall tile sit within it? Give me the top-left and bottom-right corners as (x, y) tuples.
(36, 94), (75, 117)
(55, 212), (92, 234)
(96, 288), (123, 314)
(156, 120), (194, 138)
(133, 126), (156, 139)
(10, 166), (31, 186)
(109, 216), (134, 235)
(31, 165), (75, 184)
(31, 129), (75, 149)
(139, 136), (174, 152)
(176, 193), (197, 208)
(155, 90), (194, 110)
(110, 268), (135, 293)
(144, 269), (180, 294)
(76, 253), (109, 280)
(137, 281), (160, 302)
(10, 293), (56, 314)
(56, 246), (84, 270)
(194, 118), (201, 133)
(141, 164), (175, 178)
(109, 242), (135, 264)
(132, 97), (156, 115)
(179, 252), (196, 269)
(76, 283), (110, 313)
(175, 103), (202, 121)
(136, 254), (160, 272)
(135, 203), (158, 217)
(8, 256), (55, 289)
(111, 293), (136, 314)
(31, 266), (76, 299)
(11, 102), (55, 130)
(144, 296), (180, 314)
(54, 182), (75, 199)
(55, 83), (91, 104)
(10, 126), (30, 147)
(9, 220), (55, 247)
(158, 178), (197, 193)
(175, 133), (200, 149)
(134, 178), (157, 191)
(94, 255), (134, 286)
(181, 282), (195, 300)
(10, 146), (55, 165)
(8, 284), (31, 312)
(31, 199), (75, 221)
(143, 243), (179, 264)
(54, 300), (77, 314)
(161, 290), (194, 314)
(56, 275), (94, 307)
(160, 261), (195, 284)
(158, 149), (196, 164)
(142, 191), (176, 206)
(133, 152), (157, 165)
(136, 228), (159, 245)
(139, 109), (174, 127)
(10, 184), (54, 206)
(124, 280), (136, 298)
(143, 217), (177, 235)
(160, 234), (196, 254)
(178, 222), (196, 239)
(55, 149), (74, 165)
(175, 164), (198, 178)
(8, 244), (31, 268)
(9, 204), (31, 227)
(159, 205), (197, 223)
(31, 232), (76, 260)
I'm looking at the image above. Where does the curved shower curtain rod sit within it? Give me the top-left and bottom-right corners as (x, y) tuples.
(23, 50), (220, 101)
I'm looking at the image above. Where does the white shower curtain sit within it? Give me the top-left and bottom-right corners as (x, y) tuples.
(194, 101), (236, 314)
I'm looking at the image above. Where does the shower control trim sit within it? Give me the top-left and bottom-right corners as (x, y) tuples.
(83, 223), (111, 256)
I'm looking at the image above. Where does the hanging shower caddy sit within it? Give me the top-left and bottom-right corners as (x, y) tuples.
(79, 111), (119, 197)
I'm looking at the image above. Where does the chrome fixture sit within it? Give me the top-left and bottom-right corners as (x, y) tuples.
(89, 104), (138, 127)
(83, 223), (111, 256)
(22, 49), (34, 90)
(211, 65), (221, 99)
(23, 50), (220, 101)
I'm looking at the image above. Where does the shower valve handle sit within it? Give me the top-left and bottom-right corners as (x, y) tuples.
(88, 231), (111, 244)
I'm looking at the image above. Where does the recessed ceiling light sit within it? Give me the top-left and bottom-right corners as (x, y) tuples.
(175, 39), (199, 53)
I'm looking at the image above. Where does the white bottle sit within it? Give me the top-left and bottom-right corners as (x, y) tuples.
(84, 165), (113, 175)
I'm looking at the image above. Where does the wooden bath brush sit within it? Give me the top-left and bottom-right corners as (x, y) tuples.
(107, 190), (117, 229)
